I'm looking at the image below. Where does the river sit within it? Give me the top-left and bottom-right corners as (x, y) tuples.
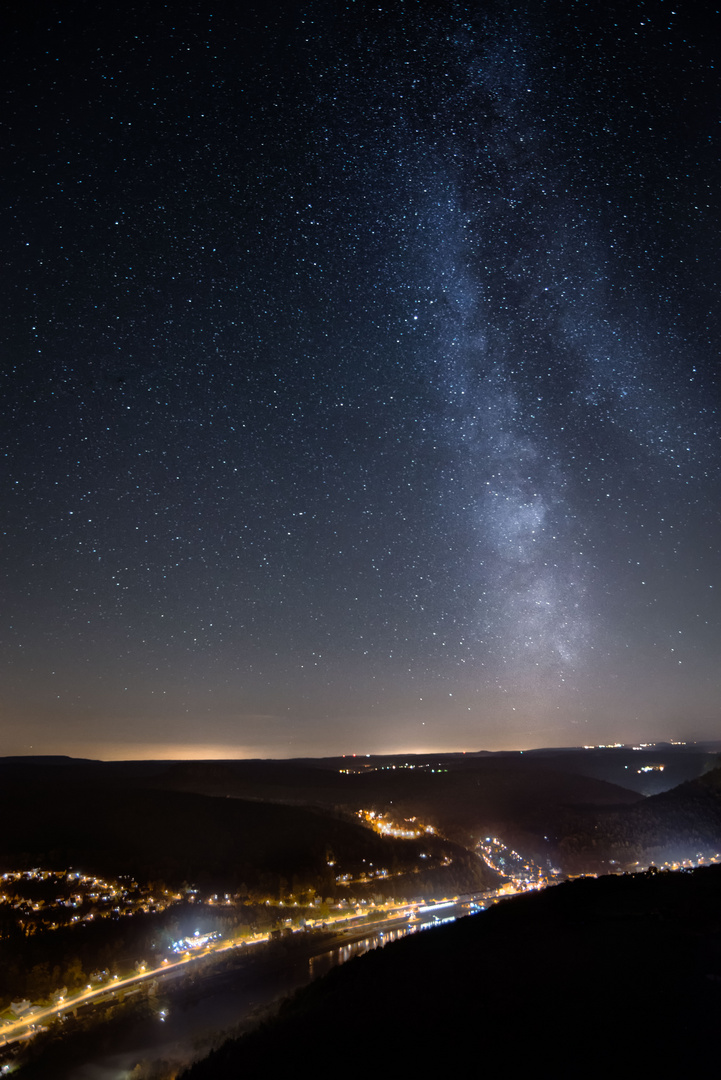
(27, 916), (452, 1079)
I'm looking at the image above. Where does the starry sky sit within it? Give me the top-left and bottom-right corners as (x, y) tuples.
(2, 0), (719, 759)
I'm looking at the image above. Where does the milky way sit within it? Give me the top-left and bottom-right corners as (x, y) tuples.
(2, 1), (719, 756)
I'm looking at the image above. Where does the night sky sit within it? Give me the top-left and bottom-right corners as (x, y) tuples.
(2, 0), (719, 759)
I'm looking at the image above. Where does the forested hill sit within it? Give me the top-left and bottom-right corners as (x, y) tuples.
(0, 775), (496, 899)
(555, 763), (721, 871)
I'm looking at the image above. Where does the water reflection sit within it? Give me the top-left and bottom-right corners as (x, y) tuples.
(60, 920), (455, 1078)
(308, 922), (419, 980)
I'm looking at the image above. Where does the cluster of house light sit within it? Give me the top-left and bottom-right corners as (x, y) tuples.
(357, 809), (436, 840)
(0, 869), (184, 932)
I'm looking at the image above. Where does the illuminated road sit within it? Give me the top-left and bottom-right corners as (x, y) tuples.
(0, 936), (270, 1048)
(0, 899), (490, 1050)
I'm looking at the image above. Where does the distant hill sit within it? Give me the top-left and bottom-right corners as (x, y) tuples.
(555, 763), (721, 871)
(180, 863), (721, 1076)
(128, 754), (645, 854)
(508, 743), (720, 795)
(2, 749), (717, 881)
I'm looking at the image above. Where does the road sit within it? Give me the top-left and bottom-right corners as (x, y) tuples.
(0, 899), (475, 1050)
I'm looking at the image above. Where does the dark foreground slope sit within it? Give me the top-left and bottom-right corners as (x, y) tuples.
(182, 864), (721, 1076)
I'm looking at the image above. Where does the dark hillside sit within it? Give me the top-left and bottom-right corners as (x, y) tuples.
(136, 755), (644, 851)
(555, 764), (721, 871)
(0, 754), (644, 872)
(0, 778), (496, 896)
